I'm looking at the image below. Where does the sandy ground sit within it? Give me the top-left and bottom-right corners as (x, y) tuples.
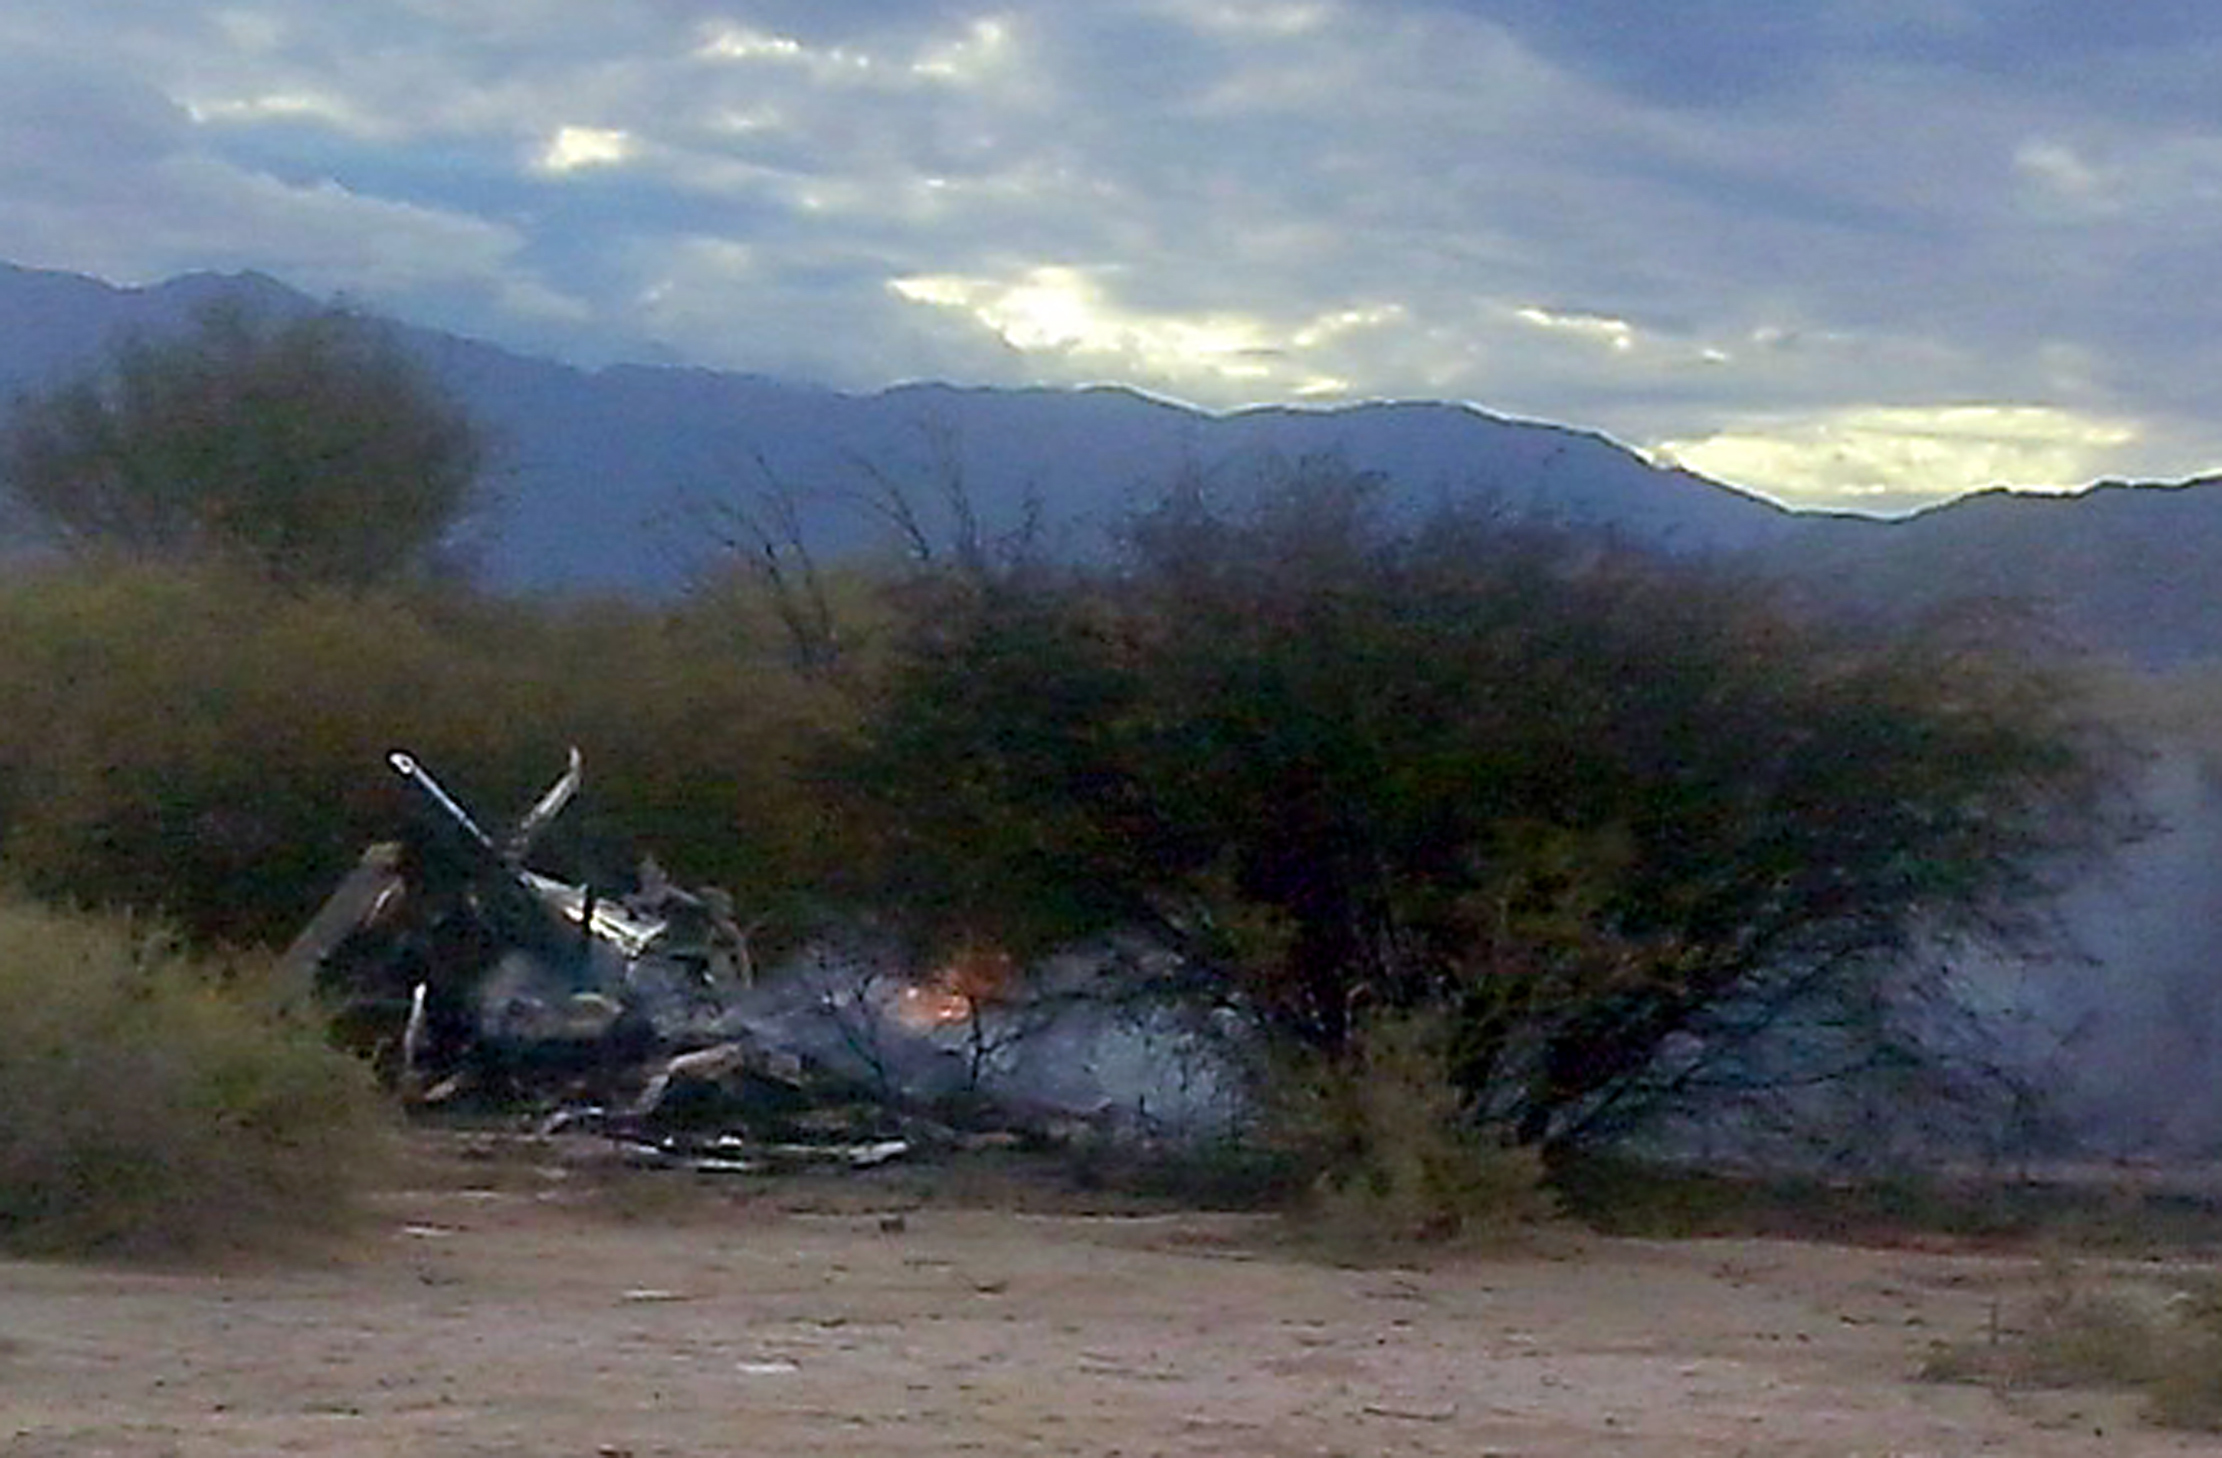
(4, 1139), (2219, 1457)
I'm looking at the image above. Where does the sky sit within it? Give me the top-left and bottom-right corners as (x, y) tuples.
(5, 1), (2222, 514)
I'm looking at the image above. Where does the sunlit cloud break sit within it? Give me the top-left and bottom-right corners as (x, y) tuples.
(1655, 406), (2142, 511)
(537, 126), (636, 175)
(1514, 305), (1638, 354)
(890, 266), (1399, 399)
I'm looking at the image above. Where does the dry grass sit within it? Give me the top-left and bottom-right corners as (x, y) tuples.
(1922, 1256), (2222, 1432)
(2146, 1281), (2222, 1431)
(0, 895), (394, 1260)
(1555, 1153), (2222, 1254)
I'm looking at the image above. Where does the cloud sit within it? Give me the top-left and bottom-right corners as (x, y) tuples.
(694, 22), (878, 79)
(537, 126), (637, 175)
(1513, 307), (1639, 355)
(1655, 405), (2143, 511)
(910, 15), (1022, 84)
(2014, 139), (2112, 210)
(4, 0), (2222, 510)
(0, 27), (575, 346)
(888, 264), (1390, 397)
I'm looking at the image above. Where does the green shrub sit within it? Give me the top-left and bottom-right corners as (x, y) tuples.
(0, 896), (391, 1259)
(1266, 1010), (1553, 1249)
(0, 562), (852, 947)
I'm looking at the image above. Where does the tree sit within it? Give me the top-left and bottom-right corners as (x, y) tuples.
(834, 461), (2133, 1152)
(1, 301), (485, 587)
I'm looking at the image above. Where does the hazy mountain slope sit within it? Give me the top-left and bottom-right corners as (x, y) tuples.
(0, 261), (304, 389)
(354, 342), (1809, 590)
(0, 263), (1792, 592)
(1769, 480), (2222, 667)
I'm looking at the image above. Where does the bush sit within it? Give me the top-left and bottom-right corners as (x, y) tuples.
(1266, 1010), (1553, 1248)
(0, 895), (391, 1259)
(0, 562), (851, 947)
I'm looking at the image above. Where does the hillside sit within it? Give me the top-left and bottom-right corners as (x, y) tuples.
(6, 260), (2222, 669)
(1770, 480), (2222, 667)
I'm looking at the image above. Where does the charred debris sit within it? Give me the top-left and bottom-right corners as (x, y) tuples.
(283, 749), (1207, 1172)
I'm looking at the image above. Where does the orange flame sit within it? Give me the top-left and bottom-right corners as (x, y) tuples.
(896, 944), (1014, 1030)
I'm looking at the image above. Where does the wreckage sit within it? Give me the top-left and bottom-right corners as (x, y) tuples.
(284, 748), (1237, 1164)
(282, 749), (812, 1117)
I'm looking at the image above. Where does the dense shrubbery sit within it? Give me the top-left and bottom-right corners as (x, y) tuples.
(0, 437), (2139, 1246)
(0, 896), (390, 1257)
(10, 307), (2144, 1240)
(0, 561), (851, 946)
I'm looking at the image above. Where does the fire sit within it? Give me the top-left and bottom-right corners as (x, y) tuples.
(897, 982), (974, 1029)
(896, 944), (1014, 1030)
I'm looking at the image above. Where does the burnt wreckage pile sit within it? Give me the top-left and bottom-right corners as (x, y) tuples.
(281, 750), (982, 1169)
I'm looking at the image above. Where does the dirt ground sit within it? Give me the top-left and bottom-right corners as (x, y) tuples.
(4, 1136), (2219, 1457)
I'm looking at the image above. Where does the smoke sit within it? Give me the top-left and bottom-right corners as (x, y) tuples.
(709, 942), (1246, 1137)
(693, 744), (2222, 1161)
(1966, 745), (2222, 1156)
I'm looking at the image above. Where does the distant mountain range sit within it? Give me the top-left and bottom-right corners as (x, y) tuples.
(3, 260), (2219, 667)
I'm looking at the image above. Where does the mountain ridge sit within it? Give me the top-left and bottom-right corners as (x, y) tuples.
(0, 261), (1796, 589)
(4, 261), (2220, 666)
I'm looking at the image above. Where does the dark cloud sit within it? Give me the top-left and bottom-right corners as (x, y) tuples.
(0, 53), (193, 176)
(1431, 0), (1843, 106)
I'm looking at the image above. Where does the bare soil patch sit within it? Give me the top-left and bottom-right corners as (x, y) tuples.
(3, 1134), (2216, 1456)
